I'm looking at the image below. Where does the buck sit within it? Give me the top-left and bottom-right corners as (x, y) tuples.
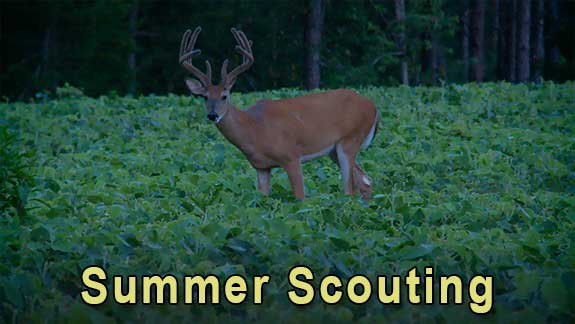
(180, 27), (379, 200)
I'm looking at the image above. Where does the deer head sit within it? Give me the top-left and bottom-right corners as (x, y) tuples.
(180, 27), (254, 123)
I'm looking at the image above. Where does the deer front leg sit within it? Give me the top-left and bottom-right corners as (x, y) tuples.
(283, 160), (305, 200)
(256, 168), (271, 196)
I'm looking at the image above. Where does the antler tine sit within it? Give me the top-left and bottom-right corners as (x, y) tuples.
(221, 28), (254, 87)
(232, 29), (252, 61)
(179, 27), (201, 64)
(179, 29), (191, 60)
(220, 59), (229, 81)
(231, 28), (246, 50)
(179, 26), (212, 86)
(205, 60), (212, 84)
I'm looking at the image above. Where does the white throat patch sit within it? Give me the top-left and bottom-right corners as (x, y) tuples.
(215, 109), (227, 124)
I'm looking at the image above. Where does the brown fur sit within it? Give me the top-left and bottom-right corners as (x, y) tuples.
(211, 88), (378, 200)
(180, 27), (379, 200)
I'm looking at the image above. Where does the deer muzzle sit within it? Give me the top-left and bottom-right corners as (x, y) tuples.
(207, 111), (218, 121)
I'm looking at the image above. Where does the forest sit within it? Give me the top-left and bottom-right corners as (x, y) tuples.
(1, 0), (574, 100)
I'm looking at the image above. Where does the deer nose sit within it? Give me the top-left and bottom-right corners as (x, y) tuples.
(207, 112), (218, 121)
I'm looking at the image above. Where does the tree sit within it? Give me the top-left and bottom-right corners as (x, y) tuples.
(547, 0), (561, 68)
(506, 0), (517, 82)
(394, 0), (408, 85)
(517, 0), (530, 82)
(461, 0), (470, 82)
(431, 26), (440, 82)
(417, 0), (444, 85)
(495, 0), (505, 80)
(470, 0), (485, 81)
(128, 0), (139, 95)
(1, 0), (575, 100)
(304, 0), (324, 90)
(533, 0), (544, 82)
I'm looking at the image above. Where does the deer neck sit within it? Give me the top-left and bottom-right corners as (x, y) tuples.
(215, 104), (255, 152)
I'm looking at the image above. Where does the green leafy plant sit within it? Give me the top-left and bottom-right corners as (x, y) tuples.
(0, 82), (573, 322)
(0, 127), (33, 218)
(55, 83), (85, 99)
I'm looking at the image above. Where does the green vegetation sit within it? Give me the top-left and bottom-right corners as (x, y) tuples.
(1, 82), (574, 322)
(0, 126), (34, 219)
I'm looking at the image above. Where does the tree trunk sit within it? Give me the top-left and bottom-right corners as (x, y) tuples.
(470, 0), (485, 82)
(23, 26), (53, 100)
(492, 0), (499, 57)
(20, 5), (57, 100)
(419, 32), (432, 84)
(461, 3), (470, 82)
(533, 0), (544, 82)
(431, 29), (439, 83)
(394, 0), (408, 85)
(128, 0), (139, 95)
(547, 0), (560, 75)
(507, 0), (517, 82)
(496, 0), (506, 80)
(517, 0), (530, 82)
(37, 26), (52, 79)
(304, 0), (324, 90)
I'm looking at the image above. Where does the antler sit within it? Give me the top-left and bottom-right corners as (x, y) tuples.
(179, 27), (212, 86)
(221, 28), (254, 87)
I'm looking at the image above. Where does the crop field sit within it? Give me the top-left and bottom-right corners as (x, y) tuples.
(1, 82), (574, 322)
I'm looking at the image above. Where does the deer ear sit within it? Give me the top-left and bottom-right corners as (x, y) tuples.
(185, 78), (206, 96)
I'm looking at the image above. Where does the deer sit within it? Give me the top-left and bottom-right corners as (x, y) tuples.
(179, 27), (379, 200)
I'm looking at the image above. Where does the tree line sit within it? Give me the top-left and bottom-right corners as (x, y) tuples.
(1, 0), (573, 100)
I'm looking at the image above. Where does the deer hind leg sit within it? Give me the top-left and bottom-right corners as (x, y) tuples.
(334, 142), (360, 196)
(353, 163), (373, 200)
(330, 150), (372, 200)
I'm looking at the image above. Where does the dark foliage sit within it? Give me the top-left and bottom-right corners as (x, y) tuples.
(0, 0), (573, 100)
(0, 126), (33, 218)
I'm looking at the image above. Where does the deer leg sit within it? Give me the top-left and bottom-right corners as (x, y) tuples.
(330, 149), (353, 194)
(283, 160), (305, 200)
(331, 148), (371, 199)
(329, 150), (339, 166)
(335, 143), (357, 195)
(353, 163), (373, 200)
(256, 168), (271, 196)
